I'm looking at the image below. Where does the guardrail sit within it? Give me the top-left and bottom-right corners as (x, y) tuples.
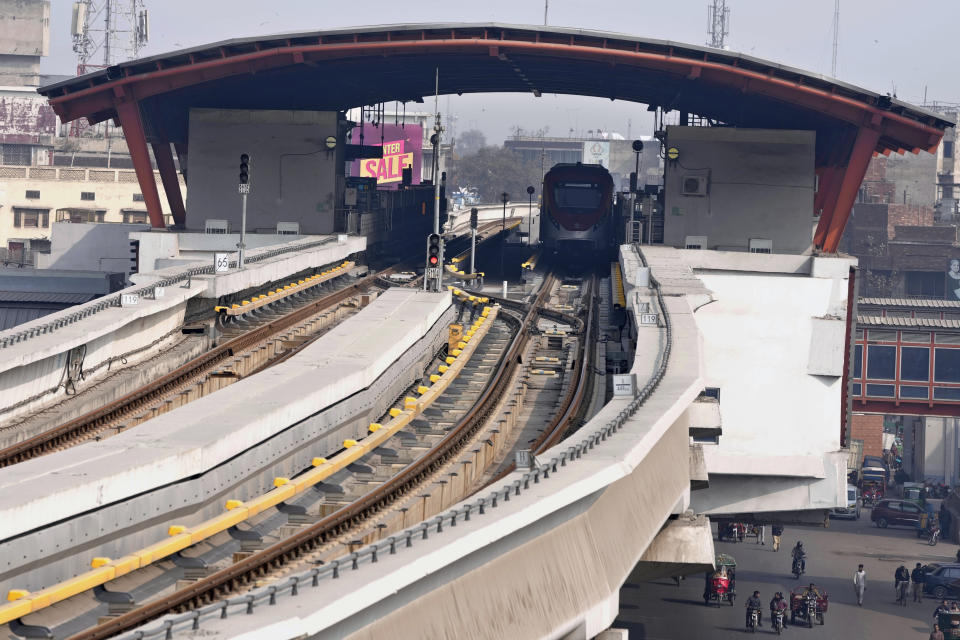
(114, 244), (672, 639)
(0, 237), (337, 350)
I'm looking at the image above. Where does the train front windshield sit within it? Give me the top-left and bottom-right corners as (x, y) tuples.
(553, 182), (604, 210)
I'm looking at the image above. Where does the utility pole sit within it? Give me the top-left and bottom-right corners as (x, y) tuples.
(526, 186), (535, 246)
(431, 67), (444, 290)
(706, 0), (730, 49)
(831, 0), (840, 77)
(544, 0), (548, 25)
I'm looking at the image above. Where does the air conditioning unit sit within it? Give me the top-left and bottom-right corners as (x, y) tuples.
(749, 238), (773, 254)
(681, 175), (708, 196)
(276, 221), (300, 235)
(204, 219), (230, 234)
(684, 235), (707, 250)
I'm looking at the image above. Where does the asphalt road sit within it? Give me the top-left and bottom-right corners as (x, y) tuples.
(615, 511), (955, 639)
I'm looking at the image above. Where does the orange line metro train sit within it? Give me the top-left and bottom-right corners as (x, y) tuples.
(540, 162), (615, 257)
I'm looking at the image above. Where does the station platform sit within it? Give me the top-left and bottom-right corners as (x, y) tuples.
(0, 288), (450, 582)
(0, 234), (365, 424)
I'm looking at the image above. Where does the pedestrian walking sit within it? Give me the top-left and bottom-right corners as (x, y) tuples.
(853, 564), (866, 606)
(913, 562), (927, 603)
(895, 565), (910, 605)
(931, 623), (945, 640)
(772, 524), (783, 551)
(757, 524), (765, 545)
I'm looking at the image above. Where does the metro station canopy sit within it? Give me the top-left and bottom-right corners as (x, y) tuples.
(38, 23), (954, 251)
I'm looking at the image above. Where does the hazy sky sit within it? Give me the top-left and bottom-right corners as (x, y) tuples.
(42, 0), (959, 143)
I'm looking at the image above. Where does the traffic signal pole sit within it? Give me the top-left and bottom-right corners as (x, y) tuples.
(238, 153), (250, 268)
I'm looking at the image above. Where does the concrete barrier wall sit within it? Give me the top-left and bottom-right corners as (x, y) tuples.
(0, 285), (203, 426)
(0, 234), (365, 427)
(0, 301), (454, 595)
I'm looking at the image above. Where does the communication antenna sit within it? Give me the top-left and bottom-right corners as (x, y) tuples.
(706, 0), (730, 49)
(72, 0), (148, 72)
(830, 0), (840, 77)
(71, 1), (149, 136)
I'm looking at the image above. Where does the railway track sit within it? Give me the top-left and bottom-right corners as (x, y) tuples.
(64, 274), (556, 640)
(0, 270), (378, 467)
(0, 221), (515, 468)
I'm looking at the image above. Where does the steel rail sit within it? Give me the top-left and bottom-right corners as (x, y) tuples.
(64, 272), (557, 640)
(485, 274), (596, 485)
(0, 221), (511, 467)
(0, 271), (384, 468)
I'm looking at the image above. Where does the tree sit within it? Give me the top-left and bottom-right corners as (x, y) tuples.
(456, 129), (486, 156)
(448, 146), (542, 203)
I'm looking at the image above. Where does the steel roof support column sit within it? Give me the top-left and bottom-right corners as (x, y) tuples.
(115, 98), (166, 229)
(812, 166), (842, 243)
(815, 126), (880, 253)
(152, 142), (186, 227)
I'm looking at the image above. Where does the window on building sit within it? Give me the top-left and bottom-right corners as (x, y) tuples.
(702, 387), (720, 400)
(866, 345), (896, 379)
(900, 346), (930, 381)
(80, 192), (95, 201)
(905, 271), (946, 298)
(55, 209), (105, 223)
(945, 140), (955, 159)
(934, 348), (960, 383)
(899, 385), (928, 399)
(122, 211), (148, 224)
(854, 344), (863, 378)
(132, 193), (144, 202)
(866, 383), (895, 397)
(1, 144), (32, 166)
(12, 207), (49, 228)
(25, 190), (39, 200)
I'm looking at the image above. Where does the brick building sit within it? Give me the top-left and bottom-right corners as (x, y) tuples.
(842, 151), (959, 299)
(851, 414), (884, 458)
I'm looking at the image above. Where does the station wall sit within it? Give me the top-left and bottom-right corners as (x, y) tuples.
(662, 126), (816, 254)
(693, 261), (849, 458)
(186, 109), (342, 235)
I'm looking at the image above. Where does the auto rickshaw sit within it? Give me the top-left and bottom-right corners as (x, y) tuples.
(938, 609), (960, 639)
(790, 585), (828, 627)
(703, 553), (736, 606)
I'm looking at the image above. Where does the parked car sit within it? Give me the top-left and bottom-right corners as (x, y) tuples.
(830, 484), (861, 519)
(922, 563), (960, 600)
(870, 499), (926, 529)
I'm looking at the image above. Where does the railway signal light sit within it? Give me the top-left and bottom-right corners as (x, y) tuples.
(239, 153), (250, 185)
(470, 207), (478, 230)
(129, 239), (139, 275)
(427, 233), (441, 266)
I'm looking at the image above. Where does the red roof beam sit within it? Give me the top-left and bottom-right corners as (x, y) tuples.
(45, 37), (946, 155)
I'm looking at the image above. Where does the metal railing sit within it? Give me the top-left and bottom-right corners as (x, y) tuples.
(117, 244), (673, 639)
(0, 237), (337, 350)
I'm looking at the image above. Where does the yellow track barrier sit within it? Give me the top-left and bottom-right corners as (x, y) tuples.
(611, 262), (626, 309)
(0, 304), (501, 624)
(214, 261), (354, 316)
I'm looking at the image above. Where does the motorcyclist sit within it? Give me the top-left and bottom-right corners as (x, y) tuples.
(769, 591), (788, 628)
(792, 541), (806, 573)
(746, 590), (763, 627)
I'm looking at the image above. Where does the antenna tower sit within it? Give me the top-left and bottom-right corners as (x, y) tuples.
(71, 1), (148, 74)
(706, 0), (730, 49)
(70, 1), (149, 135)
(830, 0), (840, 77)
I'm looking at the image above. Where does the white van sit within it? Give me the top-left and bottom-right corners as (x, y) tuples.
(830, 484), (861, 520)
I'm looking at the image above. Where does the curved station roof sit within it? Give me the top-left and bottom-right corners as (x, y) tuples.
(38, 23), (954, 250)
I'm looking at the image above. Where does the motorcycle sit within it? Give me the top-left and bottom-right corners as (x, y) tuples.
(805, 595), (818, 628)
(792, 555), (804, 579)
(747, 607), (760, 633)
(772, 608), (785, 635)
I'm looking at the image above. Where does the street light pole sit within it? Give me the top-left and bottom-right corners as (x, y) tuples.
(500, 191), (509, 279)
(526, 185), (535, 246)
